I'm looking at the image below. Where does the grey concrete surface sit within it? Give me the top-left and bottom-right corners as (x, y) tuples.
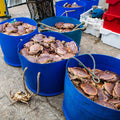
(0, 4), (120, 120)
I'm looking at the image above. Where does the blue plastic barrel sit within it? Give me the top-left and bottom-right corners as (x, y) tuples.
(80, 0), (99, 11)
(41, 16), (83, 45)
(0, 17), (38, 67)
(18, 31), (79, 96)
(63, 54), (120, 120)
(66, 0), (99, 11)
(55, 0), (86, 20)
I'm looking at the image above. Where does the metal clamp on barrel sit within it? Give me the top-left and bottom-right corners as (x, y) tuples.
(23, 67), (40, 95)
(68, 54), (100, 84)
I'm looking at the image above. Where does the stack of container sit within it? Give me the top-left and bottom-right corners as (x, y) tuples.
(100, 0), (120, 49)
(103, 0), (120, 33)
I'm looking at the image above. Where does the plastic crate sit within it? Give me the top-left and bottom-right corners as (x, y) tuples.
(103, 12), (120, 34)
(100, 27), (120, 49)
(106, 0), (120, 16)
(80, 7), (103, 37)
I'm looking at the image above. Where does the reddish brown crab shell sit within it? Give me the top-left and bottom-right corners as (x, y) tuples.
(98, 71), (119, 82)
(108, 99), (120, 110)
(61, 23), (75, 29)
(20, 48), (29, 57)
(80, 83), (98, 96)
(103, 82), (115, 96)
(67, 67), (90, 79)
(95, 100), (116, 110)
(112, 81), (120, 98)
(72, 80), (80, 87)
(61, 53), (75, 60)
(24, 41), (34, 48)
(65, 41), (78, 54)
(55, 22), (64, 29)
(76, 86), (96, 101)
(28, 44), (43, 55)
(96, 87), (109, 101)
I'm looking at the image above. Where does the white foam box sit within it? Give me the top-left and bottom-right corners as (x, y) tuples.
(80, 8), (103, 38)
(100, 27), (120, 49)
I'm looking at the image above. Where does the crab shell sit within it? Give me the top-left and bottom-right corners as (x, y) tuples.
(80, 83), (98, 96)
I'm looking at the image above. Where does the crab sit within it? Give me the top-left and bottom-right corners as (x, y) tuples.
(32, 34), (46, 42)
(10, 91), (32, 105)
(28, 43), (43, 55)
(55, 47), (67, 55)
(112, 81), (120, 98)
(62, 23), (75, 29)
(65, 41), (78, 54)
(0, 25), (3, 32)
(10, 68), (40, 105)
(0, 21), (36, 36)
(37, 56), (52, 64)
(102, 82), (115, 98)
(26, 56), (37, 63)
(95, 100), (116, 109)
(24, 41), (34, 48)
(108, 99), (120, 110)
(61, 53), (75, 60)
(20, 48), (29, 57)
(20, 34), (78, 64)
(80, 83), (98, 96)
(97, 71), (119, 82)
(68, 67), (90, 81)
(68, 67), (120, 110)
(55, 22), (64, 29)
(96, 86), (109, 101)
(17, 25), (26, 35)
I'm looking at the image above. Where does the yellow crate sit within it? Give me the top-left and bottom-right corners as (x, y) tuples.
(0, 0), (6, 16)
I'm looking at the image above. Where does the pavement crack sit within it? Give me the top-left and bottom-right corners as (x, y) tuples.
(46, 97), (63, 116)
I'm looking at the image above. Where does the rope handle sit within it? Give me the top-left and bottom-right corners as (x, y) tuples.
(68, 54), (100, 84)
(61, 10), (76, 16)
(23, 67), (40, 95)
(39, 22), (86, 32)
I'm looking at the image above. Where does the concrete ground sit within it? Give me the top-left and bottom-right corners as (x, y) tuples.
(0, 4), (120, 120)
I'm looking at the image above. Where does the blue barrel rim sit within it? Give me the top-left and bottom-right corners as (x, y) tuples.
(0, 17), (38, 37)
(41, 16), (83, 34)
(64, 53), (120, 113)
(17, 31), (79, 66)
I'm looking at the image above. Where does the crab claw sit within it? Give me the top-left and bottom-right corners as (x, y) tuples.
(10, 91), (14, 98)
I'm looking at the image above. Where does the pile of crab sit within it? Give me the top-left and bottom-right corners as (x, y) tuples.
(0, 21), (36, 36)
(20, 33), (78, 64)
(44, 22), (76, 32)
(63, 2), (82, 8)
(68, 67), (120, 110)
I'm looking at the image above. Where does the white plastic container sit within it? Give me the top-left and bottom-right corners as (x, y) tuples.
(80, 8), (103, 38)
(100, 27), (120, 49)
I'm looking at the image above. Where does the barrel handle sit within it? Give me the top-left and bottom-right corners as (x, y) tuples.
(39, 22), (86, 32)
(73, 21), (85, 30)
(23, 67), (40, 95)
(39, 22), (61, 32)
(61, 10), (76, 16)
(68, 54), (100, 84)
